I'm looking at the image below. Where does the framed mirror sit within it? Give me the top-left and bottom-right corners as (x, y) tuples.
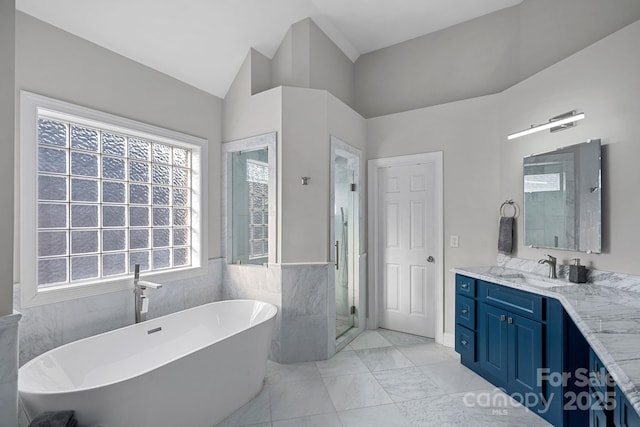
(523, 139), (601, 253)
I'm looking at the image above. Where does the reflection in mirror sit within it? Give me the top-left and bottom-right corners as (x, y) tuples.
(523, 139), (601, 253)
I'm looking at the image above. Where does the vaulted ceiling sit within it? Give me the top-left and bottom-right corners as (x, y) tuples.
(16, 0), (522, 98)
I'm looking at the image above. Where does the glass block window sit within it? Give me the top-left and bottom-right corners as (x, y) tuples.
(247, 159), (268, 259)
(36, 115), (193, 287)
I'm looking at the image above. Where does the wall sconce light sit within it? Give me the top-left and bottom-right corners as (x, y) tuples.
(508, 110), (585, 140)
(301, 177), (311, 185)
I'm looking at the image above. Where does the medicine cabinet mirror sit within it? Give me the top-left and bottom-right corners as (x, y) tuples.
(523, 139), (601, 253)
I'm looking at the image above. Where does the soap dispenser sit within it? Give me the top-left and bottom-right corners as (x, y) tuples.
(569, 259), (587, 283)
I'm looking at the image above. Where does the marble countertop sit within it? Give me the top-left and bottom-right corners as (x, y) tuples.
(452, 265), (640, 415)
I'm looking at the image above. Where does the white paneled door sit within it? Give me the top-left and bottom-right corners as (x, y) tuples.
(378, 162), (436, 337)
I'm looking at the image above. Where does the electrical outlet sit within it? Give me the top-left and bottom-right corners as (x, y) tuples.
(450, 235), (459, 248)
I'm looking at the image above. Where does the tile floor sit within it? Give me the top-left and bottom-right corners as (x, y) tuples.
(216, 329), (552, 427)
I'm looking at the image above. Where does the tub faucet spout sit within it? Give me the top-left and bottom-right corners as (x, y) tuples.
(133, 264), (163, 323)
(538, 255), (557, 279)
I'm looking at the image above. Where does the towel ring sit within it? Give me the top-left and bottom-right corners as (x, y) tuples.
(500, 200), (518, 218)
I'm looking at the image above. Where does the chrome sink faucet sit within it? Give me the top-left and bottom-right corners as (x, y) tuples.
(133, 264), (163, 323)
(538, 255), (557, 279)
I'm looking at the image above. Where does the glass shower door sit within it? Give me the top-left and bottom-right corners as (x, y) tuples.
(334, 155), (356, 338)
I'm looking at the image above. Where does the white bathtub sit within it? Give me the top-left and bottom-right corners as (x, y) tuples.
(19, 299), (277, 427)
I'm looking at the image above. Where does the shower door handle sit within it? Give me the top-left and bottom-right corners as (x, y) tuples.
(335, 241), (339, 270)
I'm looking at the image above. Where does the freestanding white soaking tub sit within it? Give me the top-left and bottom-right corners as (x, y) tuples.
(19, 299), (277, 427)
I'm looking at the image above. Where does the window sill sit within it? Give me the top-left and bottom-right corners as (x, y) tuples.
(19, 265), (207, 308)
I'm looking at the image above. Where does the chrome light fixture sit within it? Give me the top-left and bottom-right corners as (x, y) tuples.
(508, 110), (585, 140)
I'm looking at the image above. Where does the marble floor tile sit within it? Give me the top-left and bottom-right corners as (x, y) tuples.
(322, 373), (392, 411)
(397, 342), (458, 366)
(216, 387), (271, 427)
(338, 403), (413, 427)
(268, 378), (335, 421)
(271, 413), (342, 427)
(356, 346), (414, 372)
(266, 361), (320, 384)
(377, 328), (434, 346)
(373, 367), (441, 402)
(447, 390), (551, 427)
(396, 393), (478, 426)
(348, 330), (392, 350)
(315, 350), (369, 377)
(419, 360), (495, 393)
(219, 328), (552, 427)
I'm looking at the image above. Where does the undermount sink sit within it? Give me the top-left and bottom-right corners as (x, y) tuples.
(514, 277), (564, 289)
(486, 268), (569, 288)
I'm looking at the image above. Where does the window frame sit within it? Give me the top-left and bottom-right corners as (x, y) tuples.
(222, 133), (276, 266)
(19, 91), (208, 308)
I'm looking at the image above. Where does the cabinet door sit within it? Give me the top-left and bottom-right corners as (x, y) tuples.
(615, 386), (640, 427)
(508, 312), (543, 397)
(478, 303), (508, 384)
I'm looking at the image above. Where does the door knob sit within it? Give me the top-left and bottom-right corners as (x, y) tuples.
(427, 256), (435, 263)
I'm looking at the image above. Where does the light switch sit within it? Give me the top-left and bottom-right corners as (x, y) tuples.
(450, 235), (459, 248)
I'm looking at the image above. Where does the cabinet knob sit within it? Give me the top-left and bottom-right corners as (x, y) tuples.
(461, 284), (469, 289)
(461, 339), (468, 346)
(500, 314), (506, 321)
(461, 309), (468, 315)
(507, 317), (513, 324)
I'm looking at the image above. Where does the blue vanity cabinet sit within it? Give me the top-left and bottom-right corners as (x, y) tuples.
(477, 285), (543, 397)
(455, 275), (477, 364)
(589, 349), (615, 427)
(615, 385), (640, 427)
(477, 302), (509, 383)
(455, 274), (565, 426)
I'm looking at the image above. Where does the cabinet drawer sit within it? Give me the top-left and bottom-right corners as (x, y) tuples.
(590, 349), (613, 397)
(456, 275), (476, 297)
(478, 281), (544, 321)
(455, 325), (476, 363)
(456, 295), (475, 330)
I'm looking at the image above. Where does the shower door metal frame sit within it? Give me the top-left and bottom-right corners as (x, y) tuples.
(329, 136), (364, 345)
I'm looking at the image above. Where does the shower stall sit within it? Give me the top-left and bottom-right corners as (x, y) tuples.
(331, 137), (362, 341)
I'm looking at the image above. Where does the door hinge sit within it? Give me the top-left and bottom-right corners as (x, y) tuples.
(350, 305), (357, 315)
(350, 183), (357, 192)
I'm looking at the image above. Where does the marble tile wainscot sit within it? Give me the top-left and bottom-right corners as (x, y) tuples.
(223, 262), (334, 364)
(16, 258), (223, 366)
(453, 263), (640, 418)
(0, 312), (21, 427)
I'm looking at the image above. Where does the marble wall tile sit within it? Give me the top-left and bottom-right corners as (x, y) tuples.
(497, 255), (640, 293)
(280, 264), (330, 363)
(62, 290), (131, 343)
(0, 313), (21, 427)
(223, 262), (336, 363)
(0, 314), (20, 385)
(281, 314), (328, 363)
(0, 379), (19, 427)
(18, 301), (64, 366)
(16, 258), (224, 365)
(281, 265), (328, 317)
(223, 262), (283, 361)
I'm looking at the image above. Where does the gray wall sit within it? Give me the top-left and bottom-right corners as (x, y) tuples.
(355, 0), (640, 118)
(15, 12), (224, 275)
(356, 6), (519, 119)
(0, 0), (15, 317)
(500, 18), (640, 275)
(269, 18), (355, 110)
(14, 12), (225, 362)
(367, 94), (502, 337)
(366, 17), (640, 336)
